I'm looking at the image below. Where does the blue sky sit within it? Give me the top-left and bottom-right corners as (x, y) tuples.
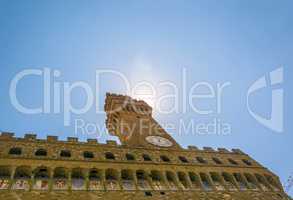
(0, 0), (292, 196)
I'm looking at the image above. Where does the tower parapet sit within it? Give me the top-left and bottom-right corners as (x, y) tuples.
(104, 93), (181, 149)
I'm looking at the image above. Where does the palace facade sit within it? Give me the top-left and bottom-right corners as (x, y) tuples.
(0, 93), (290, 199)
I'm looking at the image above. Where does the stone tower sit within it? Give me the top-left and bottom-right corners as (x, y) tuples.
(104, 93), (181, 149)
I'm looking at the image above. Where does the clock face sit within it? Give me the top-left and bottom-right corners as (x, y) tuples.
(145, 136), (173, 147)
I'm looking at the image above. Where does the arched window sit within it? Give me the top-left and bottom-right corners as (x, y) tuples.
(35, 149), (47, 156)
(71, 168), (85, 190)
(142, 154), (152, 161)
(60, 150), (71, 157)
(264, 174), (280, 191)
(126, 153), (135, 161)
(72, 168), (84, 179)
(244, 173), (258, 189)
(145, 191), (152, 196)
(105, 152), (115, 160)
(200, 173), (212, 191)
(83, 151), (94, 159)
(14, 166), (31, 179)
(136, 170), (146, 180)
(136, 170), (151, 190)
(228, 158), (238, 165)
(9, 147), (22, 155)
(160, 155), (170, 162)
(189, 172), (201, 189)
(121, 169), (133, 181)
(34, 167), (49, 179)
(178, 156), (188, 163)
(222, 172), (237, 190)
(178, 172), (189, 189)
(89, 169), (100, 180)
(151, 170), (162, 181)
(166, 171), (176, 183)
(233, 173), (247, 190)
(0, 166), (11, 178)
(105, 168), (120, 190)
(242, 159), (252, 166)
(53, 167), (68, 179)
(210, 172), (225, 190)
(151, 170), (165, 190)
(212, 157), (222, 164)
(196, 157), (207, 164)
(255, 174), (270, 190)
(121, 169), (136, 189)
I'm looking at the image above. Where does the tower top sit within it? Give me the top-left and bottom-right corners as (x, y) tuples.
(104, 93), (181, 149)
(104, 92), (152, 114)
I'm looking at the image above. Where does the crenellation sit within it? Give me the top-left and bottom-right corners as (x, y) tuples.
(106, 140), (118, 146)
(232, 149), (245, 155)
(187, 146), (198, 151)
(217, 148), (230, 153)
(87, 138), (98, 144)
(67, 137), (78, 143)
(203, 147), (215, 152)
(24, 133), (37, 140)
(47, 135), (58, 142)
(0, 132), (14, 140)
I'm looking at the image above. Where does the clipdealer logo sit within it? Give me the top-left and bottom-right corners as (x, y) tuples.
(247, 67), (284, 133)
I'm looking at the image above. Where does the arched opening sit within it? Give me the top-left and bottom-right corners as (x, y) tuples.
(9, 147), (22, 155)
(264, 174), (280, 191)
(14, 166), (31, 179)
(60, 150), (71, 158)
(242, 159), (252, 166)
(196, 157), (207, 164)
(88, 169), (103, 190)
(71, 168), (85, 190)
(105, 152), (115, 160)
(233, 173), (247, 190)
(189, 172), (202, 190)
(212, 157), (222, 165)
(142, 154), (152, 161)
(136, 170), (151, 190)
(83, 151), (94, 159)
(151, 170), (165, 190)
(13, 166), (31, 190)
(33, 167), (49, 190)
(53, 167), (68, 190)
(0, 166), (11, 189)
(160, 155), (170, 162)
(166, 171), (178, 190)
(255, 174), (270, 191)
(35, 149), (47, 157)
(34, 167), (49, 179)
(177, 172), (189, 190)
(228, 158), (238, 165)
(200, 173), (212, 191)
(0, 166), (10, 178)
(121, 169), (135, 190)
(210, 172), (225, 190)
(222, 172), (237, 191)
(178, 156), (189, 163)
(244, 173), (258, 190)
(125, 153), (135, 161)
(105, 169), (120, 190)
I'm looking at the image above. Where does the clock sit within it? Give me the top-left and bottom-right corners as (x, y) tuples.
(145, 136), (173, 147)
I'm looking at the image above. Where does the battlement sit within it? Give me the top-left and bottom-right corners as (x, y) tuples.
(0, 132), (246, 155)
(104, 92), (152, 114)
